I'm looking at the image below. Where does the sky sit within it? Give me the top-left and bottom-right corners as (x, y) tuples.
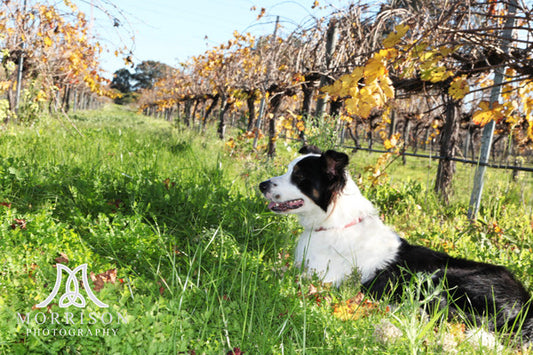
(88, 0), (346, 77)
(89, 0), (533, 77)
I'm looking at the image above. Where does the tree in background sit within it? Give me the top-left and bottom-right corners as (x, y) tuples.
(0, 0), (133, 123)
(111, 68), (132, 93)
(111, 61), (172, 105)
(132, 60), (172, 91)
(111, 68), (135, 104)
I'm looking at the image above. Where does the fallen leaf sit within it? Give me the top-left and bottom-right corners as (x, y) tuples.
(163, 178), (176, 190)
(11, 218), (27, 230)
(227, 348), (243, 355)
(54, 252), (69, 265)
(107, 199), (123, 209)
(32, 303), (55, 311)
(333, 292), (384, 321)
(307, 284), (318, 296)
(90, 269), (117, 292)
(28, 263), (38, 279)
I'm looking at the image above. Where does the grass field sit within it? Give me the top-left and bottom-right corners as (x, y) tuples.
(0, 105), (532, 354)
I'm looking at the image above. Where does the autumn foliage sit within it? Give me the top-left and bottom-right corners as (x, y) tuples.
(137, 0), (533, 160)
(0, 0), (120, 122)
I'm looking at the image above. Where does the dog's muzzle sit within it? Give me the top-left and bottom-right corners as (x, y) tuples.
(259, 180), (304, 213)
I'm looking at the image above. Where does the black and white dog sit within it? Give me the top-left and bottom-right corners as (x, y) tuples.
(259, 146), (533, 340)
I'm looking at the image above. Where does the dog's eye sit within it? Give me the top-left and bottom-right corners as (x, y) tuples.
(292, 171), (306, 184)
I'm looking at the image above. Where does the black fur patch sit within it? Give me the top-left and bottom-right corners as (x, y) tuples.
(364, 238), (533, 334)
(299, 145), (322, 155)
(291, 150), (349, 211)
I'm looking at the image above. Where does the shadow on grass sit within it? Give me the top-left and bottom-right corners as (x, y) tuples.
(0, 154), (288, 280)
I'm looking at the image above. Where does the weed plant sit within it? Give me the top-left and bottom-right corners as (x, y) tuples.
(0, 105), (531, 354)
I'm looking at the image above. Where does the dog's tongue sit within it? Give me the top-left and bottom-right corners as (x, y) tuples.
(268, 199), (304, 212)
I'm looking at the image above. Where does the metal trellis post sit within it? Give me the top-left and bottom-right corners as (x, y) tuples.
(467, 0), (518, 219)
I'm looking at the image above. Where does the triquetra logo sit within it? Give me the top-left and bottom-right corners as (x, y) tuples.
(36, 264), (108, 309)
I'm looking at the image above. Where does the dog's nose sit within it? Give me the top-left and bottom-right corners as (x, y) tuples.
(259, 180), (271, 193)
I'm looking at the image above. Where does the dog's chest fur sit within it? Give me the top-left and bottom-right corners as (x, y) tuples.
(295, 211), (400, 285)
(294, 184), (402, 286)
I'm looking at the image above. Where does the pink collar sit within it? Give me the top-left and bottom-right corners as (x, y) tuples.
(314, 217), (364, 232)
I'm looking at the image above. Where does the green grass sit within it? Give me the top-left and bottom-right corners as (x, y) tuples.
(0, 105), (532, 354)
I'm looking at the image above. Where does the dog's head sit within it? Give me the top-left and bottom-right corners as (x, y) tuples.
(259, 146), (349, 214)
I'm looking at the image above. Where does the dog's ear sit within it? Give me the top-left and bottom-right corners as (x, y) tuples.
(324, 150), (349, 178)
(299, 145), (322, 155)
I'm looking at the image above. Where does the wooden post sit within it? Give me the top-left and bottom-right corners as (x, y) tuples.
(252, 16), (279, 151)
(72, 90), (78, 112)
(184, 99), (192, 127)
(267, 91), (283, 158)
(252, 97), (266, 149)
(315, 19), (338, 119)
(434, 97), (460, 203)
(14, 0), (28, 119)
(468, 0), (517, 219)
(246, 93), (256, 131)
(217, 94), (229, 139)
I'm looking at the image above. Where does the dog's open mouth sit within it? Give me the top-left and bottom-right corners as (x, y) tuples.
(268, 199), (304, 212)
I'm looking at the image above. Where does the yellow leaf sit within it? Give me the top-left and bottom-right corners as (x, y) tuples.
(322, 68), (363, 98)
(345, 67), (364, 86)
(383, 133), (402, 151)
(36, 90), (47, 101)
(419, 51), (436, 63)
(378, 76), (394, 99)
(384, 139), (394, 150)
(420, 66), (452, 83)
(43, 36), (53, 47)
(377, 48), (399, 61)
(296, 120), (305, 131)
(505, 67), (516, 77)
(354, 92), (375, 119)
(448, 76), (470, 100)
(472, 111), (494, 126)
(342, 70), (362, 91)
(382, 24), (409, 48)
(472, 101), (504, 126)
(438, 45), (455, 57)
(339, 114), (352, 122)
(364, 56), (387, 82)
(332, 293), (383, 321)
(321, 79), (343, 98)
(225, 138), (236, 149)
